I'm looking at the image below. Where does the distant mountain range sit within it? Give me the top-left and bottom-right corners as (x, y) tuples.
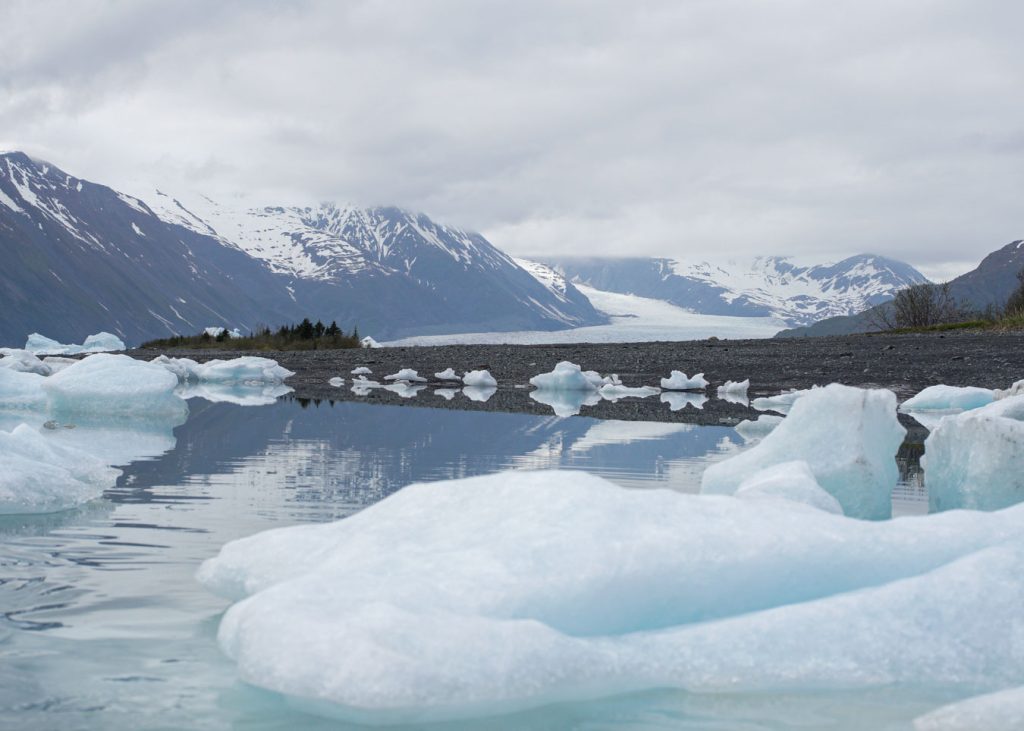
(1, 149), (948, 345)
(777, 240), (1024, 337)
(535, 255), (929, 326)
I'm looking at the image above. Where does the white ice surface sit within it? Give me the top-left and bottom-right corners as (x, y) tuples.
(599, 384), (660, 400)
(716, 379), (749, 405)
(0, 350), (51, 376)
(0, 368), (48, 409)
(900, 385), (994, 412)
(995, 379), (1024, 400)
(328, 377), (344, 388)
(383, 368), (426, 383)
(350, 366), (373, 376)
(43, 354), (186, 420)
(735, 461), (843, 514)
(660, 392), (707, 411)
(703, 384), (905, 519)
(152, 356), (293, 385)
(198, 470), (1024, 724)
(734, 414), (784, 441)
(914, 686), (1024, 730)
(529, 362), (601, 392)
(24, 331), (125, 355)
(751, 387), (818, 414)
(462, 370), (497, 388)
(660, 371), (708, 391)
(434, 368), (459, 381)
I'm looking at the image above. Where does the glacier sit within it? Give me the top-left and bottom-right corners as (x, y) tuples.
(198, 469), (1024, 725)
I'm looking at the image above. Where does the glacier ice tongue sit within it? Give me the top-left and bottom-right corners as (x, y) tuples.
(198, 470), (1024, 724)
(0, 423), (121, 514)
(735, 461), (843, 514)
(914, 686), (1024, 731)
(702, 384), (905, 519)
(923, 394), (1024, 512)
(900, 384), (994, 412)
(462, 369), (497, 388)
(43, 354), (186, 420)
(660, 371), (708, 391)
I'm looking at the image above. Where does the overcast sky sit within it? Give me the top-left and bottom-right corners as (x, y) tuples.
(2, 0), (1022, 279)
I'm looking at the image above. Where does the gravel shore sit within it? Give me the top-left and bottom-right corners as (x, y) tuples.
(130, 331), (1024, 425)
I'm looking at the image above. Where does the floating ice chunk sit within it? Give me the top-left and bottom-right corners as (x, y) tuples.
(660, 391), (706, 411)
(603, 374), (623, 386)
(717, 379), (749, 396)
(434, 368), (459, 381)
(328, 377), (344, 387)
(191, 357), (293, 385)
(361, 336), (381, 348)
(462, 370), (497, 388)
(198, 470), (1024, 723)
(923, 395), (1024, 512)
(463, 386), (496, 403)
(703, 384), (905, 519)
(177, 383), (292, 406)
(434, 388), (458, 401)
(735, 461), (844, 514)
(0, 368), (47, 409)
(599, 384), (660, 401)
(150, 355), (201, 382)
(384, 368), (426, 383)
(24, 331), (125, 355)
(529, 389), (601, 417)
(914, 686), (1024, 731)
(0, 350), (51, 376)
(660, 371), (708, 391)
(995, 379), (1024, 400)
(0, 424), (120, 514)
(529, 361), (601, 392)
(350, 366), (373, 376)
(900, 385), (994, 412)
(751, 387), (817, 414)
(734, 415), (784, 441)
(43, 354), (186, 419)
(81, 331), (126, 352)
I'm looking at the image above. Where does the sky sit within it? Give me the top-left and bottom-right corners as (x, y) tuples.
(1, 0), (1022, 280)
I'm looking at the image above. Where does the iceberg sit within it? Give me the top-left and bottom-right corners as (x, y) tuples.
(0, 423), (120, 514)
(716, 379), (750, 405)
(198, 470), (1024, 724)
(43, 354), (186, 419)
(914, 686), (1024, 731)
(384, 368), (427, 383)
(702, 384), (905, 519)
(660, 391), (707, 410)
(350, 366), (373, 376)
(751, 387), (817, 414)
(24, 331), (125, 355)
(434, 368), (460, 381)
(152, 355), (293, 385)
(660, 371), (708, 391)
(900, 384), (994, 412)
(0, 368), (47, 409)
(81, 331), (128, 351)
(599, 384), (660, 400)
(923, 395), (1024, 512)
(529, 361), (601, 392)
(734, 414), (784, 441)
(734, 461), (843, 514)
(462, 369), (497, 388)
(0, 350), (51, 376)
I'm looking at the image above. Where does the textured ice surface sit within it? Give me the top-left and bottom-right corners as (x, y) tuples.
(599, 384), (660, 400)
(914, 686), (1024, 730)
(384, 368), (426, 383)
(717, 379), (749, 396)
(734, 414), (784, 441)
(434, 368), (459, 381)
(43, 354), (186, 419)
(24, 331), (125, 355)
(923, 395), (1024, 512)
(0, 368), (47, 409)
(703, 384), (905, 519)
(529, 361), (601, 392)
(0, 423), (120, 514)
(661, 392), (707, 410)
(734, 461), (843, 514)
(0, 350), (51, 376)
(80, 331), (127, 352)
(351, 366), (373, 376)
(361, 336), (381, 348)
(751, 387), (817, 414)
(153, 356), (293, 385)
(199, 470), (1024, 724)
(900, 385), (994, 412)
(995, 379), (1024, 400)
(41, 356), (78, 374)
(660, 371), (708, 390)
(462, 370), (497, 388)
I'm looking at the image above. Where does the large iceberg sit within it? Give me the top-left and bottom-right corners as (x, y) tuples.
(43, 354), (186, 419)
(923, 394), (1024, 512)
(900, 384), (995, 412)
(702, 384), (905, 519)
(24, 331), (126, 355)
(199, 470), (1024, 724)
(660, 371), (708, 391)
(529, 361), (602, 392)
(0, 424), (121, 514)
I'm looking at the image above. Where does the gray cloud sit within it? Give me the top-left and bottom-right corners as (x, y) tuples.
(2, 0), (1022, 280)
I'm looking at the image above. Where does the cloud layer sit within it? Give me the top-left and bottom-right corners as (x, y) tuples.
(2, 0), (1022, 278)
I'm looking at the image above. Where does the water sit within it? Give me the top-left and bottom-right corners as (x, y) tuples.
(1, 397), (934, 730)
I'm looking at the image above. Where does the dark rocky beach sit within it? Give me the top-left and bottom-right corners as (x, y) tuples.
(131, 331), (1024, 426)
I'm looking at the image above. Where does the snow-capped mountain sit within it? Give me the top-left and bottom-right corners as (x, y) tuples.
(0, 151), (604, 345)
(536, 255), (929, 326)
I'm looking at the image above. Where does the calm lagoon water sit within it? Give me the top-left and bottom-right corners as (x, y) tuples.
(1, 397), (935, 730)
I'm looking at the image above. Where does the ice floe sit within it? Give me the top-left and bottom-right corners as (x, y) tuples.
(660, 370), (708, 391)
(24, 331), (125, 355)
(44, 354), (186, 419)
(923, 394), (1024, 512)
(155, 356), (293, 385)
(716, 379), (750, 405)
(703, 384), (905, 519)
(995, 379), (1024, 400)
(0, 369), (48, 410)
(900, 384), (995, 412)
(198, 469), (1024, 724)
(383, 368), (427, 383)
(529, 361), (601, 392)
(462, 369), (497, 388)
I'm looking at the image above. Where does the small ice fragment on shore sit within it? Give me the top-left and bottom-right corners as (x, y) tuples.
(900, 385), (994, 412)
(923, 394), (1024, 512)
(600, 384), (660, 401)
(751, 387), (817, 414)
(661, 391), (706, 410)
(463, 386), (496, 403)
(462, 370), (497, 388)
(384, 369), (426, 383)
(529, 362), (601, 392)
(0, 350), (51, 376)
(434, 368), (459, 381)
(995, 379), (1024, 400)
(734, 415), (784, 441)
(735, 461), (843, 514)
(914, 686), (1024, 731)
(660, 371), (708, 391)
(351, 366), (372, 376)
(328, 377), (344, 387)
(0, 423), (120, 514)
(703, 384), (904, 519)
